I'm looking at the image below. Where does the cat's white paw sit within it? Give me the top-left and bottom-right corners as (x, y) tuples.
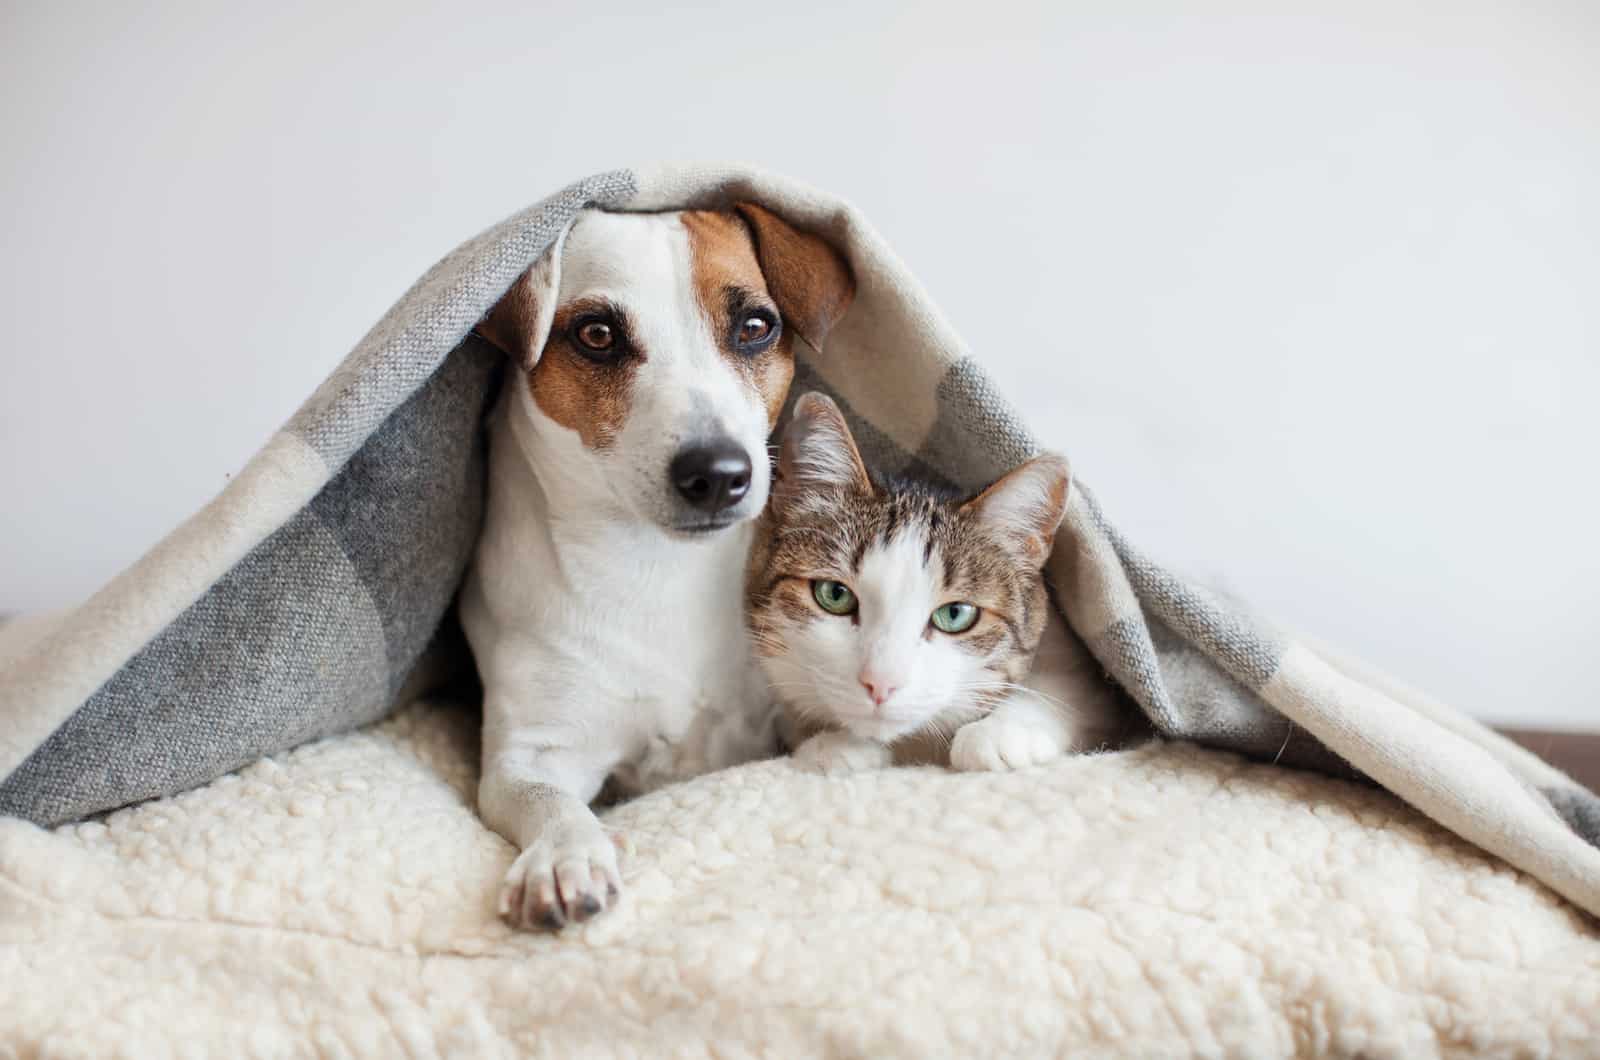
(793, 730), (892, 776)
(950, 713), (1066, 772)
(498, 824), (622, 932)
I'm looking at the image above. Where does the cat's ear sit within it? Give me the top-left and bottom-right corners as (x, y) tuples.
(775, 392), (873, 503)
(962, 453), (1072, 566)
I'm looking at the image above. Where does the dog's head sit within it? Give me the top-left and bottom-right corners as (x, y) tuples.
(478, 204), (854, 536)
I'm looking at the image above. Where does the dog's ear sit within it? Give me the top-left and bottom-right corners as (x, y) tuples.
(735, 203), (855, 352)
(960, 453), (1072, 567)
(775, 392), (873, 507)
(474, 225), (569, 370)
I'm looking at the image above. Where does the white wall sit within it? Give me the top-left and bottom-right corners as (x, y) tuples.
(2, 1), (1595, 728)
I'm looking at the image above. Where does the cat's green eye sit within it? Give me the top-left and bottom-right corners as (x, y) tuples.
(811, 579), (858, 616)
(930, 602), (980, 634)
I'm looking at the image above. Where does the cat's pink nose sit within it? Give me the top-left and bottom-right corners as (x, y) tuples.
(859, 675), (899, 707)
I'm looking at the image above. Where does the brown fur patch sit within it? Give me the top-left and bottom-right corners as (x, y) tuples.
(734, 203), (855, 352)
(681, 210), (795, 426)
(476, 270), (536, 365)
(474, 251), (635, 451)
(483, 207), (851, 451)
(528, 298), (637, 450)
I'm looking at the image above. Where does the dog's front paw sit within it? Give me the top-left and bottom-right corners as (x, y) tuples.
(498, 825), (623, 932)
(950, 713), (1065, 772)
(793, 730), (891, 776)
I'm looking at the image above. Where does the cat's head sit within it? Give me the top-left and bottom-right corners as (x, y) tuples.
(747, 392), (1072, 744)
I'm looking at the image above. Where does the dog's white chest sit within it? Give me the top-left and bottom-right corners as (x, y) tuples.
(574, 565), (776, 795)
(463, 437), (778, 801)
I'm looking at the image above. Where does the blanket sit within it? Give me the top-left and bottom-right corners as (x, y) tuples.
(1, 163), (1597, 924)
(2, 698), (1596, 1056)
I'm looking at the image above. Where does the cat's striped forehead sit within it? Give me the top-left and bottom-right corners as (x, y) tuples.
(767, 480), (1035, 602)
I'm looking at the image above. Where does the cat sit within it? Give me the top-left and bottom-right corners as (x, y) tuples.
(746, 391), (1126, 775)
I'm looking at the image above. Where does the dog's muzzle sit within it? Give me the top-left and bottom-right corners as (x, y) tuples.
(670, 439), (752, 516)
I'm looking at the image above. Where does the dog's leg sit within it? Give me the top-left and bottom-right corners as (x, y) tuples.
(479, 742), (621, 931)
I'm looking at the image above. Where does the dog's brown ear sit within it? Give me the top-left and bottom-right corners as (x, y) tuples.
(474, 227), (568, 370)
(735, 202), (855, 352)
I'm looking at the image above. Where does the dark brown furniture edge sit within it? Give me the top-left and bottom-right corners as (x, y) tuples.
(1500, 729), (1600, 791)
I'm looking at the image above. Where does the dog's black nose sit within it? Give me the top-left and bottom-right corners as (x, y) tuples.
(671, 440), (753, 514)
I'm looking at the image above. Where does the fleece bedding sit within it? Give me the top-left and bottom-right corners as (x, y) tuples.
(2, 696), (1597, 1057)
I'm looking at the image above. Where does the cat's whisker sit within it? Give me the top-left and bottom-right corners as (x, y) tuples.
(917, 717), (958, 753)
(977, 681), (1087, 717)
(764, 664), (852, 690)
(950, 677), (1073, 710)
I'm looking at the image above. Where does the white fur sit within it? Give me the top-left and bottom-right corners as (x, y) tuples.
(460, 210), (780, 929)
(791, 727), (893, 775)
(949, 691), (1077, 771)
(766, 529), (987, 747)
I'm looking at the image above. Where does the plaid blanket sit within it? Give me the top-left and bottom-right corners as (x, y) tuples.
(3, 163), (1596, 918)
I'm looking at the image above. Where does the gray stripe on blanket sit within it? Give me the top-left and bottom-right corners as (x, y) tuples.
(784, 361), (954, 489)
(1544, 787), (1600, 849)
(917, 358), (1038, 493)
(1146, 616), (1352, 775)
(291, 170), (636, 470)
(1136, 566), (1283, 690)
(0, 511), (390, 826)
(0, 345), (498, 826)
(1077, 484), (1285, 690)
(1101, 617), (1346, 777)
(307, 337), (499, 701)
(787, 357), (1037, 496)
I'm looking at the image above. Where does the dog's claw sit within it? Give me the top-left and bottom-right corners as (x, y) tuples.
(499, 829), (623, 932)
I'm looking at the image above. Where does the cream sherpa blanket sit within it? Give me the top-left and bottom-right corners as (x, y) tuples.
(3, 698), (1596, 1057)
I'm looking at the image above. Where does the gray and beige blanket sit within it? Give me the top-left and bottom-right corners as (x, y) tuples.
(3, 162), (1597, 922)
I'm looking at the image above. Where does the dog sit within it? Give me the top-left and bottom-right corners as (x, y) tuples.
(461, 202), (854, 930)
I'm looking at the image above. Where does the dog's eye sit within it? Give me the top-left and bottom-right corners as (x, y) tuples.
(576, 321), (615, 351)
(735, 312), (777, 349)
